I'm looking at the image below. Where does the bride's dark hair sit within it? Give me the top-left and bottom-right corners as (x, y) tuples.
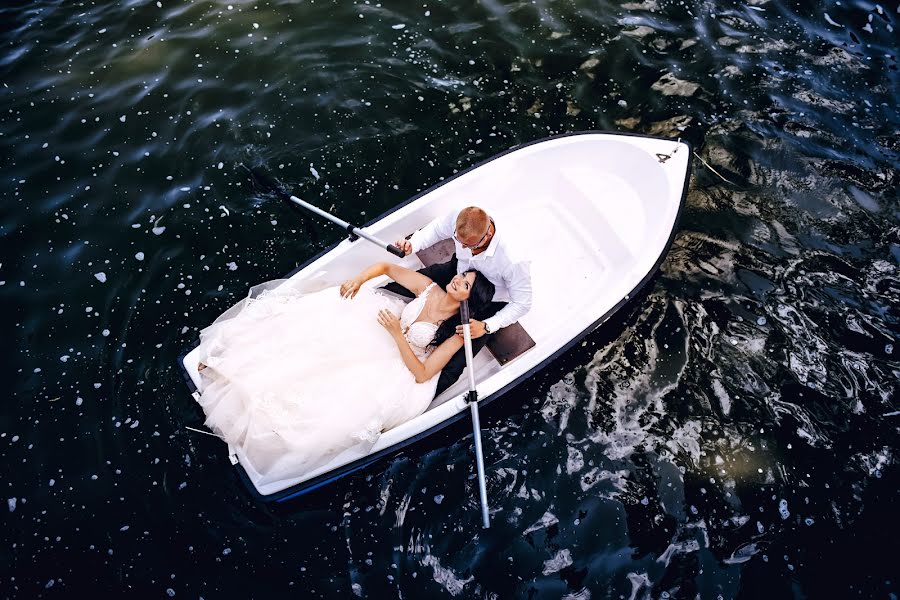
(429, 269), (496, 348)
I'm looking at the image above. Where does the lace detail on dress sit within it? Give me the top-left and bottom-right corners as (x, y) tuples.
(399, 283), (440, 359)
(244, 288), (302, 318)
(352, 419), (383, 443)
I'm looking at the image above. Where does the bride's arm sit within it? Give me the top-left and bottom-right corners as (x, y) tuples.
(340, 262), (432, 299)
(377, 310), (463, 383)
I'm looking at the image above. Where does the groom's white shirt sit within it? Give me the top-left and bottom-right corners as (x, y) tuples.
(408, 210), (532, 333)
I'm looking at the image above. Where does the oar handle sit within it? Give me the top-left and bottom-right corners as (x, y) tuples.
(242, 164), (406, 258)
(386, 244), (406, 258)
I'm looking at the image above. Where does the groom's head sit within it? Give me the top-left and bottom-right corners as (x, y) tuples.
(455, 207), (492, 250)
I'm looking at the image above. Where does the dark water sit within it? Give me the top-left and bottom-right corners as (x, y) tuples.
(2, 0), (898, 597)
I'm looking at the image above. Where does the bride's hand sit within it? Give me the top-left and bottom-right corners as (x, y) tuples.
(377, 309), (402, 336)
(340, 278), (362, 299)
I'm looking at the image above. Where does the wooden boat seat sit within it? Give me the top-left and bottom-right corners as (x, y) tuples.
(416, 239), (535, 366)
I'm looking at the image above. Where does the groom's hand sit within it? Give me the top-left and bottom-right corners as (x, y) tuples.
(456, 319), (487, 339)
(393, 238), (413, 256)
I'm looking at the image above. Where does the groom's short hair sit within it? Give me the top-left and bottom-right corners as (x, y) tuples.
(455, 207), (490, 239)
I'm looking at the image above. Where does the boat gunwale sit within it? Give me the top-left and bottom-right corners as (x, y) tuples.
(176, 130), (693, 502)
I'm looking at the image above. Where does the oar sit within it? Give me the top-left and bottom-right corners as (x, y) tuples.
(240, 164), (405, 258)
(460, 299), (490, 529)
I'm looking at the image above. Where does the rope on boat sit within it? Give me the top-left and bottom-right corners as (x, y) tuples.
(185, 426), (225, 440)
(692, 150), (738, 186)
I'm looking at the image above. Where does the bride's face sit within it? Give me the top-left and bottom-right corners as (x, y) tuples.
(446, 272), (477, 302)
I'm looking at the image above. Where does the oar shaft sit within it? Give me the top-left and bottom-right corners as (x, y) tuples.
(285, 195), (404, 256)
(469, 401), (490, 529)
(460, 299), (490, 529)
(286, 194), (351, 229)
(242, 165), (404, 257)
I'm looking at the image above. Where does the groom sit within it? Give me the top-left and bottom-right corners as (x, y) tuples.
(388, 207), (533, 394)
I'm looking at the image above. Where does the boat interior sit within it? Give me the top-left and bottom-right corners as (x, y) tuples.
(182, 133), (689, 495)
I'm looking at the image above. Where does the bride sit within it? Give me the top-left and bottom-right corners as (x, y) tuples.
(195, 261), (495, 487)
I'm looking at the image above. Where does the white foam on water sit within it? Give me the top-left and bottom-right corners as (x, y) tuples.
(7, 498), (16, 512)
(665, 420), (703, 464)
(566, 446), (584, 474)
(394, 494), (411, 528)
(857, 446), (892, 477)
(542, 548), (573, 575)
(771, 394), (831, 448)
(657, 539), (700, 567)
(711, 379), (731, 415)
(523, 510), (558, 535)
(678, 519), (709, 549)
(773, 303), (830, 388)
(94, 272), (107, 283)
(421, 555), (473, 596)
(579, 468), (629, 496)
(626, 572), (651, 600)
(724, 542), (759, 564)
(540, 378), (579, 434)
(779, 498), (790, 519)
(585, 303), (690, 461)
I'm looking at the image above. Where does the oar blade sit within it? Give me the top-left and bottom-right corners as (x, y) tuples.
(240, 163), (291, 201)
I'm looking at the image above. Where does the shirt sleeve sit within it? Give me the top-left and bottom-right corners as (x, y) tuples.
(409, 210), (457, 253)
(483, 261), (532, 332)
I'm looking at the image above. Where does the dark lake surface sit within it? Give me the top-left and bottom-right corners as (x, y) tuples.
(2, 0), (898, 598)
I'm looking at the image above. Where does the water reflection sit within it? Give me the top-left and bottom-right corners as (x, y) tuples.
(1, 0), (897, 597)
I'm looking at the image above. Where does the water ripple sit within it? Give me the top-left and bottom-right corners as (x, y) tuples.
(1, 0), (898, 597)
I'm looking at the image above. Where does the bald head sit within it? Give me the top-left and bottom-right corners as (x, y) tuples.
(455, 207), (490, 240)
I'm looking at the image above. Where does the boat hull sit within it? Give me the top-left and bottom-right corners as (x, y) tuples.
(179, 131), (692, 501)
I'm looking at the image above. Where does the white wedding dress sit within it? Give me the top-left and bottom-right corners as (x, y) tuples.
(195, 279), (442, 487)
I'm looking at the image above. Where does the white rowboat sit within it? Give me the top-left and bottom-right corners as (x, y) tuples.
(179, 131), (692, 502)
